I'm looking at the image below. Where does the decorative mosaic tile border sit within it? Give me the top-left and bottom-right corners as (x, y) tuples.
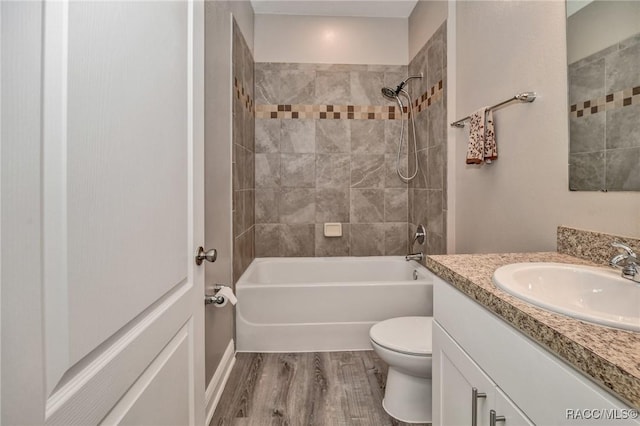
(234, 77), (254, 114)
(413, 80), (444, 113)
(256, 103), (406, 120)
(255, 80), (444, 120)
(569, 86), (640, 118)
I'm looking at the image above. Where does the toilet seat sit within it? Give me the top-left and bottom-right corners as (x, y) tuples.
(369, 316), (433, 356)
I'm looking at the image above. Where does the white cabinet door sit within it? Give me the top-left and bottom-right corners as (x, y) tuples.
(494, 387), (535, 426)
(1, 1), (205, 424)
(434, 322), (496, 426)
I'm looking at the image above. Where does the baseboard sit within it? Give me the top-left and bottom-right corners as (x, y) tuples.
(205, 339), (236, 425)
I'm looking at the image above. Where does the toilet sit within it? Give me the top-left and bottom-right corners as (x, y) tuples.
(369, 316), (433, 424)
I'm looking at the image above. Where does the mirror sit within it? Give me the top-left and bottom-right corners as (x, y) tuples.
(566, 0), (640, 191)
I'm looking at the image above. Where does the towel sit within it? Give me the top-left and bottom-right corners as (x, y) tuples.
(484, 109), (497, 163)
(466, 107), (487, 164)
(465, 107), (498, 164)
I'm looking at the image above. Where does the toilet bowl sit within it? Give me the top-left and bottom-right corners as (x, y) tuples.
(369, 316), (433, 424)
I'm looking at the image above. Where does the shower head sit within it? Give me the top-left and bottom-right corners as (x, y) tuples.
(381, 73), (423, 106)
(381, 86), (405, 110)
(381, 87), (398, 100)
(381, 82), (406, 100)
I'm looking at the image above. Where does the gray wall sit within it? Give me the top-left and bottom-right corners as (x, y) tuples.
(253, 63), (411, 257)
(567, 0), (640, 64)
(452, 1), (640, 254)
(203, 0), (253, 388)
(232, 20), (255, 281)
(408, 21), (448, 256)
(408, 0), (447, 61)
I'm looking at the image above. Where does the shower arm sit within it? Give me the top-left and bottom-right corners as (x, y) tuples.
(405, 73), (424, 83)
(397, 73), (424, 92)
(393, 74), (424, 95)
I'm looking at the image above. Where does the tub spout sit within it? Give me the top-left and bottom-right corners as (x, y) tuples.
(405, 252), (424, 261)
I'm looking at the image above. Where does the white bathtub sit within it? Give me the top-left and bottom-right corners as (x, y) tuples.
(235, 256), (433, 352)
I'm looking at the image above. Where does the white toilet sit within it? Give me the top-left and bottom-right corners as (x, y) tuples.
(369, 316), (433, 424)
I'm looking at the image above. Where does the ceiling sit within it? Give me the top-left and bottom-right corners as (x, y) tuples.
(250, 0), (420, 19)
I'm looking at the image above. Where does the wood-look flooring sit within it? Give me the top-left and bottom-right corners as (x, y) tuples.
(209, 351), (430, 426)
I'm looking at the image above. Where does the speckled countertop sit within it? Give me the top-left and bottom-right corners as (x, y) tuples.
(425, 251), (640, 409)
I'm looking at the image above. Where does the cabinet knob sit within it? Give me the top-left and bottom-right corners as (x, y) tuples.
(490, 409), (506, 426)
(471, 387), (487, 426)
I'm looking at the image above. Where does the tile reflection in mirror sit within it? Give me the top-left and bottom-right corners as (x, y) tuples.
(567, 1), (640, 191)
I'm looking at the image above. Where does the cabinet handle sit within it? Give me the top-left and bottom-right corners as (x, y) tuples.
(471, 387), (487, 426)
(490, 409), (506, 426)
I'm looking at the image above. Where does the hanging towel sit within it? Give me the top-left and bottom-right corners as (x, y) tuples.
(465, 107), (498, 164)
(465, 107), (487, 164)
(484, 109), (498, 163)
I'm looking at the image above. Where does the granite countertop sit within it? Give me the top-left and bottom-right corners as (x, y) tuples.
(425, 251), (640, 409)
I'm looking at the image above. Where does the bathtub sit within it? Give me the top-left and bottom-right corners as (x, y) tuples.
(235, 256), (433, 353)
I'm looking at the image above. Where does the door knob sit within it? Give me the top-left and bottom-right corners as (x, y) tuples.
(195, 247), (217, 265)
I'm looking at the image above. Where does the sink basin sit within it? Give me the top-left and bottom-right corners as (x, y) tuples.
(492, 263), (640, 332)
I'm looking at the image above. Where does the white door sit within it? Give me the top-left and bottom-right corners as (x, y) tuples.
(1, 1), (205, 424)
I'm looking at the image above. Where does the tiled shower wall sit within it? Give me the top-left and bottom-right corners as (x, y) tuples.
(254, 63), (411, 256)
(253, 23), (447, 258)
(568, 32), (640, 191)
(408, 21), (447, 255)
(232, 20), (255, 281)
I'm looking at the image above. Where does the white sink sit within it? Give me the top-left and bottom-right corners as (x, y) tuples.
(492, 263), (640, 332)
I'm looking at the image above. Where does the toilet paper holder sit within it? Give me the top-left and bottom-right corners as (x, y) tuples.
(205, 284), (233, 305)
(204, 294), (224, 305)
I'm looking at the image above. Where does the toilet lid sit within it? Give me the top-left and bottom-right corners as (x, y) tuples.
(370, 316), (433, 355)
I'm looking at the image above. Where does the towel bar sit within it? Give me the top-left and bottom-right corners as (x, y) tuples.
(450, 92), (536, 128)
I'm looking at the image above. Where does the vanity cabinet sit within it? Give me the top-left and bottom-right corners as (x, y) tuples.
(433, 323), (533, 426)
(432, 275), (639, 426)
(435, 321), (533, 425)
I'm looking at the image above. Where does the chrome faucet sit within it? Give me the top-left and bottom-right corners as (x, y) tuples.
(405, 252), (424, 261)
(609, 241), (640, 283)
(405, 225), (426, 261)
